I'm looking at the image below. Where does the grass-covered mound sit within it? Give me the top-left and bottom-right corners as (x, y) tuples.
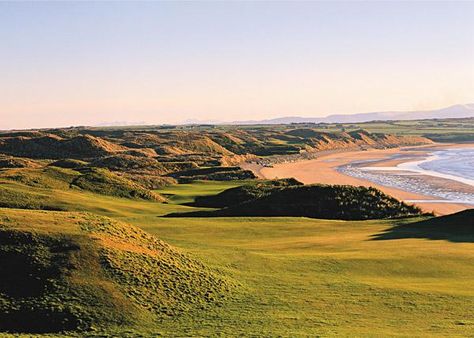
(0, 166), (166, 203)
(169, 183), (423, 220)
(0, 209), (235, 333)
(91, 154), (167, 175)
(0, 183), (65, 211)
(191, 178), (302, 208)
(0, 167), (79, 190)
(49, 159), (89, 169)
(373, 209), (474, 242)
(121, 173), (177, 190)
(169, 166), (256, 183)
(0, 156), (42, 169)
(72, 168), (165, 201)
(0, 134), (126, 159)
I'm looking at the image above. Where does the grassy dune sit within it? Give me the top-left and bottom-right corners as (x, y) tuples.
(0, 181), (472, 336)
(174, 181), (423, 220)
(0, 208), (236, 334)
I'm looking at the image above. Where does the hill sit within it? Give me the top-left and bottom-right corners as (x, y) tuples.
(227, 103), (474, 124)
(0, 156), (42, 169)
(191, 178), (303, 208)
(0, 166), (166, 204)
(0, 208), (235, 333)
(168, 182), (423, 220)
(373, 209), (474, 242)
(281, 129), (430, 153)
(0, 134), (127, 159)
(0, 126), (433, 161)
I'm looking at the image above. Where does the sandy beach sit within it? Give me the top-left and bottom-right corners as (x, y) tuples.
(242, 143), (474, 215)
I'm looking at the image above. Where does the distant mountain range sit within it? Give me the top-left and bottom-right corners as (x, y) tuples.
(184, 103), (474, 125)
(232, 104), (474, 125)
(96, 121), (147, 127)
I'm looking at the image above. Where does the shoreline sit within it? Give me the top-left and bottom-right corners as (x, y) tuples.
(241, 143), (474, 215)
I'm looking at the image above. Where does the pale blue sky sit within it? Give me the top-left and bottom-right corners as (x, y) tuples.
(1, 1), (473, 129)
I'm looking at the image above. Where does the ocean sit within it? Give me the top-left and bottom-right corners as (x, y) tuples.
(338, 147), (474, 205)
(416, 148), (474, 185)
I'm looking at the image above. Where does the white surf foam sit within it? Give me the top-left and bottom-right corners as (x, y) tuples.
(361, 151), (474, 187)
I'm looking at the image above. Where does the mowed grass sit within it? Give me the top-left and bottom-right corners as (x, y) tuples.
(131, 183), (474, 336)
(137, 217), (474, 337)
(156, 180), (246, 204)
(1, 180), (473, 336)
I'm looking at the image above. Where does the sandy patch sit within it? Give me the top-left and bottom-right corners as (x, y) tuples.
(247, 144), (473, 215)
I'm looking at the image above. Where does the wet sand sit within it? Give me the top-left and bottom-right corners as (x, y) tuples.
(243, 144), (474, 215)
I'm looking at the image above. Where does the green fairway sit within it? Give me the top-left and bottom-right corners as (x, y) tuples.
(135, 216), (474, 337)
(1, 180), (473, 337)
(124, 183), (474, 336)
(156, 180), (246, 204)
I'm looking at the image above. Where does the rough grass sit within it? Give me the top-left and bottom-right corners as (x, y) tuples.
(90, 154), (167, 174)
(72, 167), (165, 201)
(191, 178), (303, 208)
(171, 183), (424, 220)
(0, 209), (236, 334)
(169, 166), (256, 183)
(0, 182), (66, 211)
(0, 156), (42, 169)
(49, 159), (88, 169)
(0, 134), (127, 159)
(0, 166), (166, 203)
(0, 167), (79, 190)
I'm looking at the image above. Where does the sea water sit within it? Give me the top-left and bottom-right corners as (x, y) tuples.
(338, 147), (474, 205)
(416, 148), (474, 184)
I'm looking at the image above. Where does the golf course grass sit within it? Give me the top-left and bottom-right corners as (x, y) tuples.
(0, 180), (473, 336)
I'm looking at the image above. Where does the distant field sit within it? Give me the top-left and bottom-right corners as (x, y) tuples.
(340, 119), (474, 142)
(155, 117), (474, 142)
(1, 181), (472, 336)
(250, 118), (474, 142)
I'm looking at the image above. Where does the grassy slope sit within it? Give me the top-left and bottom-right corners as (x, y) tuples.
(0, 207), (236, 335)
(0, 181), (473, 336)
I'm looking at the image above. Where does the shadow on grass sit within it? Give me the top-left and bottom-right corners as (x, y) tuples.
(371, 209), (474, 243)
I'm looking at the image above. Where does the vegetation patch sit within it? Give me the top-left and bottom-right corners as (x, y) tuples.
(0, 224), (138, 333)
(0, 184), (64, 211)
(91, 154), (167, 174)
(0, 156), (42, 169)
(0, 167), (79, 190)
(0, 134), (127, 159)
(0, 209), (237, 333)
(191, 178), (302, 208)
(373, 209), (474, 242)
(72, 168), (165, 201)
(0, 166), (167, 208)
(49, 159), (89, 169)
(169, 166), (256, 183)
(168, 183), (423, 220)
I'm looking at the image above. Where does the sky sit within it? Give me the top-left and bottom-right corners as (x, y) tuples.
(1, 1), (473, 130)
